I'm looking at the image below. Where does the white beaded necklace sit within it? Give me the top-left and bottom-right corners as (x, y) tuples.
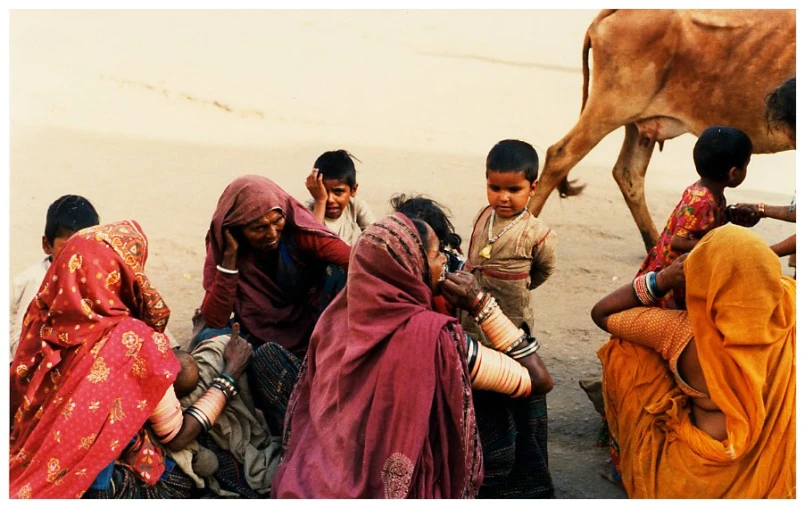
(479, 208), (528, 259)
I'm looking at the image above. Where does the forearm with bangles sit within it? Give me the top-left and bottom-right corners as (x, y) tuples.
(148, 374), (240, 445)
(466, 335), (532, 398)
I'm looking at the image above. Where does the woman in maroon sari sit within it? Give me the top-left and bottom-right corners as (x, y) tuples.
(199, 175), (351, 357)
(272, 213), (553, 498)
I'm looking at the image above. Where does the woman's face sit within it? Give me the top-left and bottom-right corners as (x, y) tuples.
(424, 225), (448, 294)
(241, 210), (286, 252)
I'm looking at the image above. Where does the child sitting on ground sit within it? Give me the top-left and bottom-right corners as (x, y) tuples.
(304, 149), (375, 245)
(636, 125), (752, 309)
(9, 195), (99, 358)
(459, 139), (557, 498)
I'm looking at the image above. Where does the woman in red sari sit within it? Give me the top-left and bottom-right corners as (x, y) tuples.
(272, 213), (553, 498)
(9, 220), (252, 499)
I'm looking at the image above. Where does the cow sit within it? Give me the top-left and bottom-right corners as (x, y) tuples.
(528, 9), (795, 252)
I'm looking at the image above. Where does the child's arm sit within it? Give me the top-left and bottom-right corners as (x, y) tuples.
(355, 198), (376, 231)
(305, 169), (328, 225)
(771, 234), (796, 257)
(529, 228), (556, 290)
(669, 235), (700, 253)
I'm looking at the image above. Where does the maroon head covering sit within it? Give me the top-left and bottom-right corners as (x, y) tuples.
(204, 175), (338, 351)
(272, 213), (483, 499)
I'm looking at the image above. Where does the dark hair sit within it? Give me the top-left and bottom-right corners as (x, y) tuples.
(409, 218), (432, 250)
(313, 149), (360, 187)
(44, 195), (100, 245)
(486, 139), (539, 183)
(390, 194), (461, 249)
(692, 126), (753, 182)
(766, 77), (795, 136)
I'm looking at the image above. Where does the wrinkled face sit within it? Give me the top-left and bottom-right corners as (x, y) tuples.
(241, 210), (286, 252)
(42, 234), (73, 260)
(486, 171), (537, 218)
(423, 225), (448, 294)
(323, 179), (356, 220)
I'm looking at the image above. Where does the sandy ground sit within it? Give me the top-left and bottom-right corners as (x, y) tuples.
(8, 10), (796, 499)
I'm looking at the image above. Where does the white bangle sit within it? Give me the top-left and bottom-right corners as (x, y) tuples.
(216, 264), (239, 275)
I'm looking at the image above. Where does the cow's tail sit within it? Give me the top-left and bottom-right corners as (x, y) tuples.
(560, 10), (617, 198)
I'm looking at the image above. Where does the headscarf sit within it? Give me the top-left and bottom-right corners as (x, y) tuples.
(204, 175), (338, 351)
(272, 213), (483, 498)
(682, 225), (795, 487)
(10, 220), (180, 499)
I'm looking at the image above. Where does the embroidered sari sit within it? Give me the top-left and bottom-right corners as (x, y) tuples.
(272, 214), (483, 498)
(599, 225), (796, 498)
(10, 220), (180, 499)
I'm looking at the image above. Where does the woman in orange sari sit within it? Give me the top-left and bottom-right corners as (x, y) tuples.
(10, 220), (252, 499)
(591, 225), (795, 498)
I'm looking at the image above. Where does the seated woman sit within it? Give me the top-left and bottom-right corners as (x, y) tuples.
(590, 225), (795, 498)
(198, 174), (351, 356)
(198, 175), (351, 434)
(272, 213), (553, 498)
(9, 220), (253, 499)
(391, 194), (555, 498)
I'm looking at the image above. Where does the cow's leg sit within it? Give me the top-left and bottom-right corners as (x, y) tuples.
(612, 123), (658, 252)
(530, 118), (621, 217)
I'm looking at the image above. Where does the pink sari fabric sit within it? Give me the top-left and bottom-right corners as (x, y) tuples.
(272, 213), (483, 498)
(10, 220), (179, 499)
(204, 175), (339, 350)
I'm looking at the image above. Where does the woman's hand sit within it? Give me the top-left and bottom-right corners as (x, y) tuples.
(222, 228), (239, 270)
(516, 351), (554, 395)
(728, 204), (761, 227)
(441, 271), (482, 311)
(305, 169), (328, 203)
(222, 323), (253, 380)
(657, 253), (687, 293)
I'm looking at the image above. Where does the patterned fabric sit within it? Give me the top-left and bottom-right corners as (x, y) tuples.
(10, 220), (180, 499)
(83, 464), (196, 499)
(273, 213), (483, 498)
(248, 342), (302, 437)
(637, 182), (727, 309)
(600, 225), (796, 498)
(473, 392), (554, 499)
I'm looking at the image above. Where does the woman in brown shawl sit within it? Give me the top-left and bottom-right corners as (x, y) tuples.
(272, 213), (553, 498)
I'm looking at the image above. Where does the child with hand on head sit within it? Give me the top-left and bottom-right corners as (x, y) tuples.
(9, 195), (99, 358)
(304, 149), (375, 245)
(459, 139), (557, 498)
(636, 125), (752, 309)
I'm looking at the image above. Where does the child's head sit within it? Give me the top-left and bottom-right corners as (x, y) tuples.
(43, 195), (100, 259)
(765, 77), (795, 147)
(485, 140), (539, 218)
(173, 349), (200, 399)
(693, 126), (753, 188)
(390, 194), (461, 250)
(313, 149), (360, 220)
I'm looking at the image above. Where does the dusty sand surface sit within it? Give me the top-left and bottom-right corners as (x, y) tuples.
(8, 10), (796, 498)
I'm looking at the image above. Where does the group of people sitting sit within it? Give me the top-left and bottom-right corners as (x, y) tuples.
(8, 78), (796, 499)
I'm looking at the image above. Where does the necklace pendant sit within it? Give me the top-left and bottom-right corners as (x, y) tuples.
(479, 243), (492, 259)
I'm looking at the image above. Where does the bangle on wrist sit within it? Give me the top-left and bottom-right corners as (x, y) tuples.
(217, 264), (239, 275)
(758, 203), (766, 217)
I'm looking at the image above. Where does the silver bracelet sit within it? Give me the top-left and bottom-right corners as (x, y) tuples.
(216, 264), (239, 275)
(511, 340), (540, 359)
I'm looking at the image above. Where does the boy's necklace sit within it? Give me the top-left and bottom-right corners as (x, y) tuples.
(479, 208), (528, 259)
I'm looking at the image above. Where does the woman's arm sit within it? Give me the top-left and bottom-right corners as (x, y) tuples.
(155, 325), (253, 452)
(296, 231), (351, 267)
(200, 244), (239, 328)
(591, 254), (687, 331)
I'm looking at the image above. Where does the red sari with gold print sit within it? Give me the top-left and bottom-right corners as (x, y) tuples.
(9, 220), (179, 499)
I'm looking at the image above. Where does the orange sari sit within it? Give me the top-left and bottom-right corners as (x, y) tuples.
(10, 220), (179, 499)
(599, 225), (795, 498)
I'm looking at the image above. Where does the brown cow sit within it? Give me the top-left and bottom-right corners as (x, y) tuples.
(528, 9), (795, 252)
